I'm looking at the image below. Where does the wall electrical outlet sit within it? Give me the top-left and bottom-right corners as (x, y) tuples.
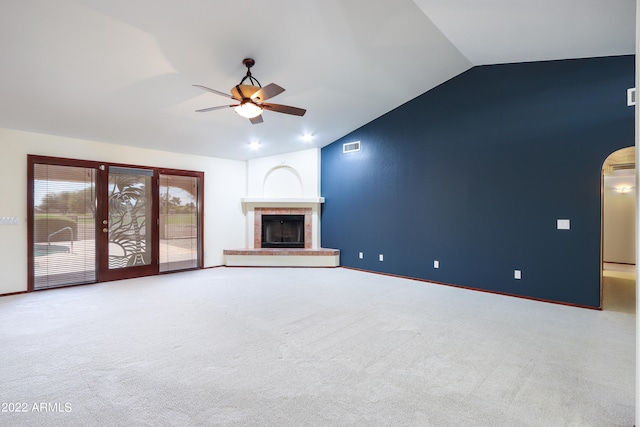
(379, 254), (384, 262)
(514, 270), (522, 280)
(557, 219), (570, 230)
(358, 252), (363, 259)
(433, 260), (439, 269)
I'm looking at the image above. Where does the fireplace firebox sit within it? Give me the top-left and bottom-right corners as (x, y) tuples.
(261, 215), (305, 248)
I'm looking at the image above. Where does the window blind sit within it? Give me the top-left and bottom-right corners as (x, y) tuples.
(159, 174), (201, 272)
(33, 164), (97, 289)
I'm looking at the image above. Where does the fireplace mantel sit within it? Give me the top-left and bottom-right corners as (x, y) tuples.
(240, 197), (324, 250)
(226, 196), (338, 266)
(241, 197), (325, 207)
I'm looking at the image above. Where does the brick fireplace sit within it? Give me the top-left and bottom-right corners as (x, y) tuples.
(254, 207), (312, 249)
(223, 197), (339, 267)
(240, 198), (324, 249)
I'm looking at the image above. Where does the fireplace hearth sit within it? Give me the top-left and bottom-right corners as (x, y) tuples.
(225, 199), (339, 267)
(261, 215), (305, 248)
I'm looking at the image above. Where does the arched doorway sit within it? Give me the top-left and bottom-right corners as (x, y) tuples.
(601, 146), (636, 312)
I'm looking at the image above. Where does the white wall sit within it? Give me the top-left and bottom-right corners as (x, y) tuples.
(0, 128), (247, 295)
(247, 148), (321, 198)
(242, 148), (323, 249)
(603, 178), (636, 264)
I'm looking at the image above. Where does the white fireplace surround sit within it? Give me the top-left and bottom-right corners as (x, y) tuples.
(241, 197), (325, 249)
(224, 149), (338, 266)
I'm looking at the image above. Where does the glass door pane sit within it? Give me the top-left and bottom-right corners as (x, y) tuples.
(159, 174), (201, 272)
(29, 157), (202, 290)
(33, 163), (97, 289)
(107, 166), (153, 269)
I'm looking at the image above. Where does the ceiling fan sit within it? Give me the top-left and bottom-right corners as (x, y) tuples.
(193, 58), (306, 124)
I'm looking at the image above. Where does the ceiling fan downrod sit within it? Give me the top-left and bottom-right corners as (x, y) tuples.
(239, 58), (261, 88)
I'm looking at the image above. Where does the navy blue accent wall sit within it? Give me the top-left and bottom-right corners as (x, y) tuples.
(321, 56), (635, 308)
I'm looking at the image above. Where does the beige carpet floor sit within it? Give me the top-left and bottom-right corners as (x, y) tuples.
(0, 267), (635, 426)
(603, 267), (636, 314)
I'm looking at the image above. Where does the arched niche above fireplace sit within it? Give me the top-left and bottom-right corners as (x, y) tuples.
(263, 166), (303, 198)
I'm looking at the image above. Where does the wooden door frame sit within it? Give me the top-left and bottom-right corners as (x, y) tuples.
(157, 167), (205, 274)
(27, 155), (204, 291)
(97, 164), (160, 282)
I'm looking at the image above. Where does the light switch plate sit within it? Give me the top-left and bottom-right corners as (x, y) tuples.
(433, 260), (439, 269)
(379, 254), (384, 262)
(514, 270), (522, 280)
(358, 252), (363, 259)
(557, 219), (570, 230)
(0, 217), (18, 226)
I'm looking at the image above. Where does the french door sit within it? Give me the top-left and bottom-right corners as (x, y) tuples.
(28, 156), (203, 291)
(100, 165), (158, 281)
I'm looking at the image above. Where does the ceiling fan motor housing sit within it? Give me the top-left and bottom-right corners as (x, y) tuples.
(232, 84), (261, 102)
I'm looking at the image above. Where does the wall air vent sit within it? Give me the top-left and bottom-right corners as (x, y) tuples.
(611, 163), (636, 171)
(343, 141), (360, 153)
(628, 88), (636, 106)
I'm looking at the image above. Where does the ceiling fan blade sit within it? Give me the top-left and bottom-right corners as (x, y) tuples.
(195, 105), (237, 113)
(261, 103), (306, 116)
(249, 115), (264, 124)
(251, 83), (285, 102)
(193, 84), (235, 99)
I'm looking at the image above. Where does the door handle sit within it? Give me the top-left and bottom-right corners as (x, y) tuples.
(102, 228), (108, 233)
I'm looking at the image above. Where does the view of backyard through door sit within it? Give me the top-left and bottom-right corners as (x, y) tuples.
(32, 162), (97, 289)
(29, 156), (203, 291)
(159, 173), (201, 272)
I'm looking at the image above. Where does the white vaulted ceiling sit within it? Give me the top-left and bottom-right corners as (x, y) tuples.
(413, 0), (636, 65)
(0, 0), (635, 160)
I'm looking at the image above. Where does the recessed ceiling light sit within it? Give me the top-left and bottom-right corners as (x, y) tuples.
(302, 133), (313, 143)
(249, 141), (261, 150)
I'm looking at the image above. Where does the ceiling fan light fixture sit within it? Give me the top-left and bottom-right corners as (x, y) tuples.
(193, 58), (305, 124)
(235, 102), (262, 118)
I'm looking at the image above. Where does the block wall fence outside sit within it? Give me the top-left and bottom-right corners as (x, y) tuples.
(321, 55), (636, 308)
